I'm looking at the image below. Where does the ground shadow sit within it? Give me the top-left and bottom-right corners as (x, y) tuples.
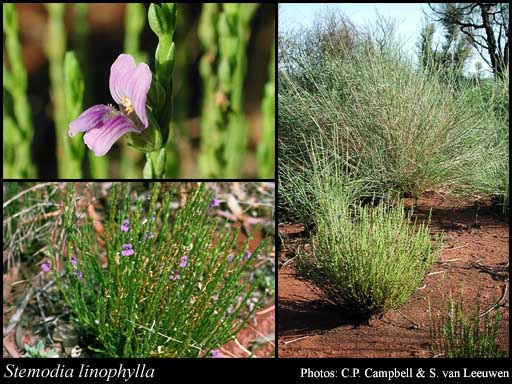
(278, 298), (370, 336)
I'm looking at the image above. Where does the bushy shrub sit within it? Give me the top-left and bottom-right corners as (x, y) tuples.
(296, 197), (442, 317)
(279, 15), (510, 205)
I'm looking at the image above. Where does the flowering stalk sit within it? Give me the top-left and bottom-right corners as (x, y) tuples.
(144, 3), (177, 179)
(3, 3), (37, 178)
(198, 4), (258, 178)
(121, 2), (148, 178)
(53, 182), (267, 357)
(46, 3), (71, 178)
(63, 51), (85, 178)
(257, 40), (275, 178)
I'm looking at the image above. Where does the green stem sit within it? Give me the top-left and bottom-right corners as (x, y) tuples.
(3, 3), (37, 178)
(198, 4), (258, 178)
(257, 39), (275, 178)
(146, 3), (177, 179)
(63, 51), (85, 179)
(47, 3), (76, 178)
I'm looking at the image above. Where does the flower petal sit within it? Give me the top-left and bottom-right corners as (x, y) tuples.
(109, 54), (152, 128)
(109, 54), (136, 105)
(68, 104), (115, 136)
(83, 115), (139, 156)
(128, 63), (152, 128)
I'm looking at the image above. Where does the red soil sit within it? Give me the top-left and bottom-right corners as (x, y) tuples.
(278, 194), (509, 358)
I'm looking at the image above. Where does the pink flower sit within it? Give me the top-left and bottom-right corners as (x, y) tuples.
(68, 54), (152, 156)
(122, 243), (134, 257)
(210, 349), (222, 358)
(121, 219), (130, 232)
(41, 262), (51, 273)
(179, 255), (188, 268)
(209, 197), (220, 207)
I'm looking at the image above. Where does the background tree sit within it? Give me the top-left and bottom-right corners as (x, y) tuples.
(418, 18), (472, 76)
(427, 3), (509, 78)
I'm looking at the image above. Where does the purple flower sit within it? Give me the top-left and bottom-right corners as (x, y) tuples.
(122, 243), (134, 257)
(121, 219), (130, 232)
(209, 197), (220, 207)
(179, 255), (188, 268)
(68, 54), (152, 156)
(243, 250), (252, 261)
(210, 349), (222, 358)
(71, 255), (77, 266)
(72, 269), (83, 278)
(227, 254), (234, 262)
(169, 271), (180, 281)
(41, 262), (51, 273)
(212, 293), (219, 302)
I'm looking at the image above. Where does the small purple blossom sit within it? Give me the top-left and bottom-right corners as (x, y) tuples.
(143, 232), (154, 240)
(179, 255), (188, 268)
(41, 262), (51, 273)
(209, 197), (220, 207)
(211, 349), (222, 358)
(227, 254), (234, 262)
(71, 255), (78, 266)
(243, 250), (252, 261)
(121, 219), (130, 232)
(169, 271), (181, 281)
(72, 269), (83, 278)
(212, 293), (219, 302)
(122, 243), (134, 257)
(68, 54), (152, 156)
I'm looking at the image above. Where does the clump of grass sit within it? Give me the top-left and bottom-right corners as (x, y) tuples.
(459, 71), (509, 211)
(50, 182), (267, 357)
(279, 133), (374, 225)
(296, 193), (442, 317)
(429, 292), (506, 358)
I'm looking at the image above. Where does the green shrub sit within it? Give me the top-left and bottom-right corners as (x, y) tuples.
(296, 197), (442, 317)
(278, 16), (508, 201)
(50, 183), (267, 357)
(279, 133), (376, 225)
(281, 45), (488, 198)
(429, 293), (506, 358)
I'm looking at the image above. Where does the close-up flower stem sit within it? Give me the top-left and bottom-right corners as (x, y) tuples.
(3, 3), (37, 178)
